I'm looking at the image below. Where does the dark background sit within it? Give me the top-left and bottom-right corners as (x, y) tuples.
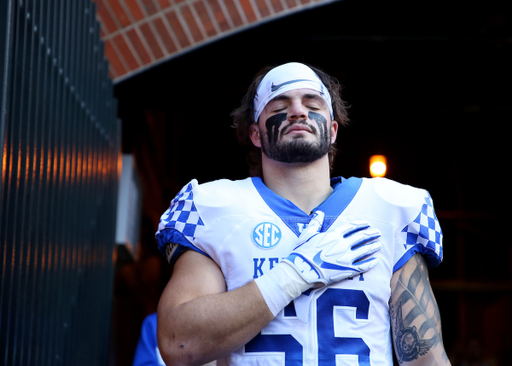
(113, 0), (512, 364)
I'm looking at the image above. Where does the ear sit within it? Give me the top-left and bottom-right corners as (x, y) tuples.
(330, 120), (339, 144)
(249, 124), (262, 148)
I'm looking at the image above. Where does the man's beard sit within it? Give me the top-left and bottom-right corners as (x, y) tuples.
(261, 111), (332, 164)
(261, 137), (331, 164)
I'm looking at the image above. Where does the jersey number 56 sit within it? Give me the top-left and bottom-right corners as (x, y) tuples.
(246, 289), (371, 366)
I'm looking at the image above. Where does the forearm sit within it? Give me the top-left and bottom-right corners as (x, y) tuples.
(157, 244), (320, 366)
(158, 276), (274, 366)
(390, 254), (451, 365)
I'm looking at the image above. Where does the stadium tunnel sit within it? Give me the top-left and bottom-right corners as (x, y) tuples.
(100, 0), (512, 364)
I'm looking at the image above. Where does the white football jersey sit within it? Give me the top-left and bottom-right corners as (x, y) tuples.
(156, 176), (443, 366)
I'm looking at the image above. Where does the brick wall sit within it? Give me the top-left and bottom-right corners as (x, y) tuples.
(93, 0), (335, 82)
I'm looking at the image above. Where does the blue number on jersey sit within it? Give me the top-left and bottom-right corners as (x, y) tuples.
(245, 289), (370, 365)
(317, 289), (370, 366)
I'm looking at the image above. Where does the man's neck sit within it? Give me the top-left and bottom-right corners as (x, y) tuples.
(260, 155), (333, 215)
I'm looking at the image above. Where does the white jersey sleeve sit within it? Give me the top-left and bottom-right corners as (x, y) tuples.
(156, 179), (209, 268)
(155, 178), (264, 273)
(371, 177), (443, 271)
(339, 177), (443, 274)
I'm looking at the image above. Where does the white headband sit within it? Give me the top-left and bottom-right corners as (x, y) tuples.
(253, 62), (334, 123)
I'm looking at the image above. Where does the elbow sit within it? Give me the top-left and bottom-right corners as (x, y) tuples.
(158, 341), (190, 366)
(158, 330), (203, 366)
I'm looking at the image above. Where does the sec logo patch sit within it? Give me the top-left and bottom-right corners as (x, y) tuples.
(252, 222), (282, 249)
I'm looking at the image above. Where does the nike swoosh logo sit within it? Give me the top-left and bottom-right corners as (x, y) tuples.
(313, 252), (353, 271)
(271, 79), (313, 92)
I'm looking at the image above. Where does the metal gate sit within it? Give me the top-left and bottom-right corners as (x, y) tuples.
(0, 1), (120, 365)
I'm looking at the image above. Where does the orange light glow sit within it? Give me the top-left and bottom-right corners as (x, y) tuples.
(370, 155), (387, 178)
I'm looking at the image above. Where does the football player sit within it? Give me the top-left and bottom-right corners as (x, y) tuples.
(156, 62), (451, 366)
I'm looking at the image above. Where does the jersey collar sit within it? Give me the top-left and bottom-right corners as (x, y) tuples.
(251, 176), (363, 236)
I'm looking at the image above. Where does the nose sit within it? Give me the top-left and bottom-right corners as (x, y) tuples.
(288, 100), (307, 121)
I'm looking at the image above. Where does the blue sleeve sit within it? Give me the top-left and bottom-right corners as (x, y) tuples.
(132, 313), (165, 366)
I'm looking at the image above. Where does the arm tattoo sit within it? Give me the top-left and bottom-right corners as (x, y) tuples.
(390, 254), (447, 364)
(391, 301), (437, 363)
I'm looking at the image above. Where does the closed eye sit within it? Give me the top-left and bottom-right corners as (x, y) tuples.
(272, 107), (287, 113)
(303, 94), (326, 111)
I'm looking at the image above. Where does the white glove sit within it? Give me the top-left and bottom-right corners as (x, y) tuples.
(255, 211), (381, 317)
(283, 210), (382, 287)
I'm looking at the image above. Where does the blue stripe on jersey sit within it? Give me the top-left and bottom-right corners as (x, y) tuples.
(251, 176), (362, 236)
(156, 228), (211, 268)
(393, 243), (442, 273)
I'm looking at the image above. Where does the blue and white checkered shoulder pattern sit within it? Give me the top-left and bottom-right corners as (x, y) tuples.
(400, 194), (443, 266)
(157, 181), (205, 245)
